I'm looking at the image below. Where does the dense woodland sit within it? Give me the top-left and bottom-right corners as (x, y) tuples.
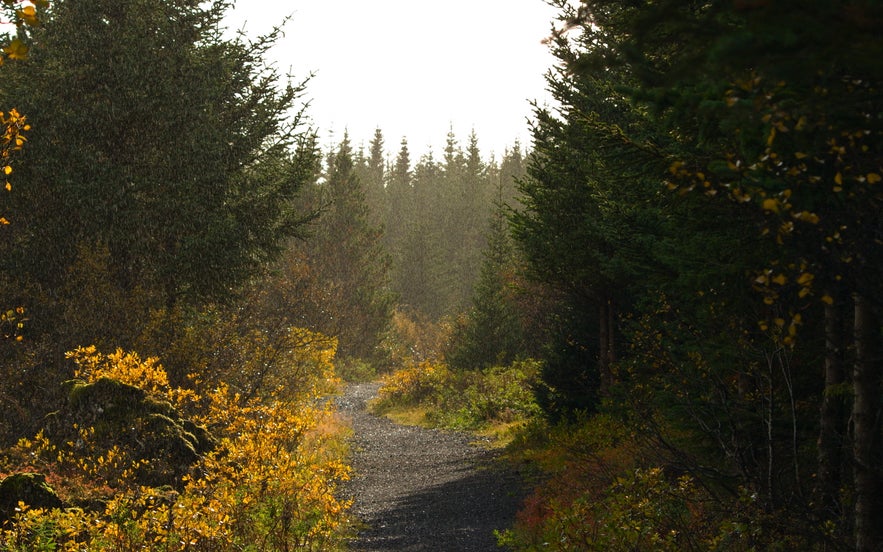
(1, 0), (882, 551)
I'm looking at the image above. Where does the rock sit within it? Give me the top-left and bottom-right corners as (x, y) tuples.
(46, 377), (216, 489)
(0, 473), (63, 524)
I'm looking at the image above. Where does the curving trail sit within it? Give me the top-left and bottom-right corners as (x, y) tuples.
(338, 382), (524, 552)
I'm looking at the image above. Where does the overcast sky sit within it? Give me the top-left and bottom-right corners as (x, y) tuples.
(223, 0), (559, 159)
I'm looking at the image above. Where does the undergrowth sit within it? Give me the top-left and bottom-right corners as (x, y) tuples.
(0, 336), (353, 551)
(372, 358), (823, 550)
(371, 359), (542, 440)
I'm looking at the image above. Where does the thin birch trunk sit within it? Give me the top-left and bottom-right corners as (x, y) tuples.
(852, 293), (882, 552)
(817, 298), (845, 514)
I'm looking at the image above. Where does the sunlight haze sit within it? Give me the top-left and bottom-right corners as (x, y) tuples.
(224, 0), (558, 157)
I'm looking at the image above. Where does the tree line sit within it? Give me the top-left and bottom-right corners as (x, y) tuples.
(3, 0), (882, 549)
(459, 1), (883, 550)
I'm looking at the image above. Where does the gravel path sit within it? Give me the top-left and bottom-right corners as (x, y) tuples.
(337, 382), (524, 551)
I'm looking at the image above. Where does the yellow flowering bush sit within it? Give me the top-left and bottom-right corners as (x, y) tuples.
(1, 333), (352, 551)
(375, 360), (451, 406)
(67, 345), (198, 409)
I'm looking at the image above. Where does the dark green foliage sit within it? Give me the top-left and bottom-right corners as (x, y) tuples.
(297, 135), (394, 363)
(532, 301), (602, 420)
(0, 0), (316, 347)
(511, 23), (673, 418)
(447, 204), (526, 371)
(506, 1), (883, 549)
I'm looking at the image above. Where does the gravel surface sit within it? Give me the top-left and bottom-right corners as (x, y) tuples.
(338, 382), (525, 551)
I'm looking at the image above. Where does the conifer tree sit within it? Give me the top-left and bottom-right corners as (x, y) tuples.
(448, 199), (525, 370)
(361, 128), (387, 219)
(0, 0), (316, 344)
(300, 135), (393, 363)
(521, 1), (883, 547)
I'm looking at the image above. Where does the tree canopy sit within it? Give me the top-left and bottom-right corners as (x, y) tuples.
(506, 1), (883, 549)
(0, 0), (317, 346)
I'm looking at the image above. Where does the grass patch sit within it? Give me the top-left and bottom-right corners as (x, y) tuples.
(376, 404), (433, 428)
(371, 359), (543, 442)
(473, 420), (527, 449)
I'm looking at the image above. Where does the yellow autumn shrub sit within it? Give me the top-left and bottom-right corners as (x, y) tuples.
(1, 332), (352, 551)
(375, 360), (451, 406)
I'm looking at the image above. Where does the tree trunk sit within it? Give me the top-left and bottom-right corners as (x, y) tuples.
(598, 296), (615, 394)
(852, 293), (882, 552)
(817, 297), (846, 514)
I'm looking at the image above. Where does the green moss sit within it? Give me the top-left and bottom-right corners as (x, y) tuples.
(0, 473), (63, 523)
(45, 377), (217, 488)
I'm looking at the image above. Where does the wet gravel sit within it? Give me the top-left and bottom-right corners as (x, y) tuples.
(337, 382), (525, 551)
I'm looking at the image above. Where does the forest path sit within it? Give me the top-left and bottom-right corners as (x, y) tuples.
(337, 382), (525, 551)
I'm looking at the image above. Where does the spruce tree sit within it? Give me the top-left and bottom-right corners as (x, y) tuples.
(448, 199), (525, 370)
(303, 135), (393, 363)
(0, 0), (316, 344)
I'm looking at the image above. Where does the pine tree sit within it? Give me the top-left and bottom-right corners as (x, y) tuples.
(0, 0), (316, 344)
(448, 199), (525, 370)
(303, 135), (393, 362)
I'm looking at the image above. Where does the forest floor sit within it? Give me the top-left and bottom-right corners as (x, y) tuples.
(337, 382), (526, 551)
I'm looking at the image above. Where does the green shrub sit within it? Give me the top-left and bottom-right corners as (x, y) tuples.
(374, 359), (542, 430)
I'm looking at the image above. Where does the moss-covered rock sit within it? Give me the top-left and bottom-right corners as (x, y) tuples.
(0, 473), (63, 524)
(46, 377), (216, 489)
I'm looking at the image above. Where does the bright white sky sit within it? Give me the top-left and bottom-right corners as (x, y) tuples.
(223, 0), (559, 159)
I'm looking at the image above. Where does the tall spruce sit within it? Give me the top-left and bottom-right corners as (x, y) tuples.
(529, 1), (883, 548)
(304, 135), (393, 362)
(448, 199), (525, 370)
(0, 0), (316, 345)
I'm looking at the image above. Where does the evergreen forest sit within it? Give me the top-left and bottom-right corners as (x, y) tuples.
(1, 1), (882, 551)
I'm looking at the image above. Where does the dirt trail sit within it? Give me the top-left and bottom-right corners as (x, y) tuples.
(337, 382), (524, 551)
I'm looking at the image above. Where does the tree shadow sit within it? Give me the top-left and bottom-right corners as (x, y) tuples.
(349, 455), (525, 552)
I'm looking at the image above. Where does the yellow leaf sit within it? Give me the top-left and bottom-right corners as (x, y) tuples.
(793, 211), (820, 224)
(834, 172), (843, 186)
(762, 198), (780, 213)
(774, 318), (786, 328)
(821, 295), (834, 305)
(3, 165), (11, 175)
(772, 274), (787, 286)
(797, 272), (814, 286)
(2, 38), (28, 61)
(868, 173), (881, 184)
(16, 6), (39, 27)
